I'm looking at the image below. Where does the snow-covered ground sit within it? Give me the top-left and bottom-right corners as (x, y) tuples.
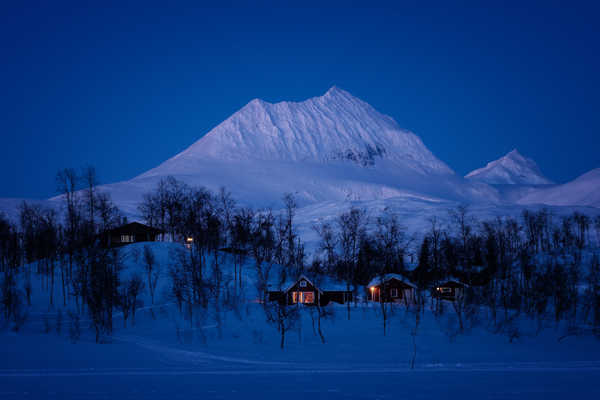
(2, 241), (600, 399)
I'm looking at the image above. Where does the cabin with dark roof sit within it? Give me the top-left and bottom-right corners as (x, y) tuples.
(433, 279), (467, 301)
(267, 275), (352, 306)
(367, 273), (416, 304)
(103, 222), (163, 247)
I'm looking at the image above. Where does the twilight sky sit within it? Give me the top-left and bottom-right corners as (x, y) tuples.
(1, 1), (598, 198)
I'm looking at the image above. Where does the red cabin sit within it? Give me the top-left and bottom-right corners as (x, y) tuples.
(267, 275), (352, 306)
(367, 273), (416, 305)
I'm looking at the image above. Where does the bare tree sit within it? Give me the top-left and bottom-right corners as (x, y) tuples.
(95, 192), (121, 234)
(143, 245), (159, 316)
(81, 165), (98, 231)
(56, 168), (81, 282)
(128, 274), (144, 326)
(264, 300), (300, 350)
(336, 206), (367, 319)
(230, 207), (253, 289)
(312, 221), (337, 273)
(573, 212), (590, 250)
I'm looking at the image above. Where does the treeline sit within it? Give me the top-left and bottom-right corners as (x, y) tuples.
(311, 204), (600, 338)
(0, 166), (124, 341)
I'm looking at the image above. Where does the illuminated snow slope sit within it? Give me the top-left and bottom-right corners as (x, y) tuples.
(466, 149), (553, 185)
(518, 168), (600, 208)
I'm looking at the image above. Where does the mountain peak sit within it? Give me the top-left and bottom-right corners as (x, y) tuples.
(325, 85), (341, 94)
(466, 149), (553, 185)
(319, 86), (361, 105)
(146, 88), (453, 176)
(323, 85), (346, 97)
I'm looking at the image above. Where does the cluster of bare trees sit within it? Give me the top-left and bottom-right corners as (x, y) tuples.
(0, 166), (126, 341)
(309, 204), (600, 340)
(0, 213), (25, 329)
(412, 207), (600, 337)
(312, 207), (411, 318)
(138, 177), (308, 348)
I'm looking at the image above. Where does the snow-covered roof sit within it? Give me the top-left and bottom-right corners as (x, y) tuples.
(438, 277), (468, 287)
(367, 273), (416, 289)
(267, 274), (352, 293)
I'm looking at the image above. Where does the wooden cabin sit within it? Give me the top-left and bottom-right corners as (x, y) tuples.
(103, 222), (163, 247)
(434, 279), (466, 301)
(367, 273), (416, 304)
(267, 275), (352, 306)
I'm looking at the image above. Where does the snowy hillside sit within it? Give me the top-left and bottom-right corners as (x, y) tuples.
(518, 168), (600, 208)
(466, 149), (553, 185)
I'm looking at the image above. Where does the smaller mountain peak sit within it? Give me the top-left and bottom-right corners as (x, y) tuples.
(505, 149), (524, 159)
(466, 149), (552, 185)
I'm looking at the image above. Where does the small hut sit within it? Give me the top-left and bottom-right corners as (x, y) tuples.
(367, 273), (416, 304)
(103, 222), (163, 247)
(434, 279), (467, 301)
(267, 275), (352, 306)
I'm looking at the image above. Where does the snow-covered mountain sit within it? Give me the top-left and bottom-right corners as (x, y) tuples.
(2, 87), (598, 237)
(142, 87), (451, 175)
(466, 149), (553, 185)
(518, 168), (600, 208)
(109, 87), (497, 211)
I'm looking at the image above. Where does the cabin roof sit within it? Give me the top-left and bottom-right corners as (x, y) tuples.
(438, 278), (468, 287)
(106, 221), (163, 236)
(367, 273), (417, 289)
(267, 274), (353, 293)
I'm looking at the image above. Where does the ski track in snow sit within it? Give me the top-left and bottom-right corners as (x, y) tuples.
(2, 361), (600, 377)
(112, 334), (292, 366)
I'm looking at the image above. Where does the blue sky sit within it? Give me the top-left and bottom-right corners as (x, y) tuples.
(1, 1), (598, 198)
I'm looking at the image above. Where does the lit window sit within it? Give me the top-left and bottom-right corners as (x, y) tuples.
(121, 235), (134, 243)
(302, 292), (314, 303)
(292, 291), (314, 303)
(441, 287), (452, 294)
